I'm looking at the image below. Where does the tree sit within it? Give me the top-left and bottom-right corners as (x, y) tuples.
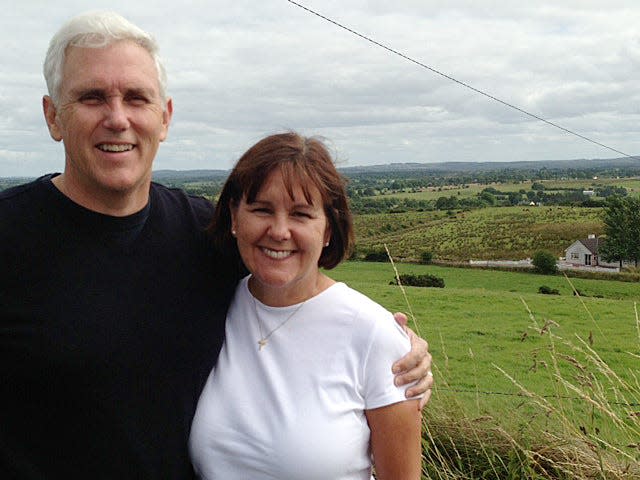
(532, 250), (558, 274)
(600, 196), (640, 267)
(435, 196), (458, 210)
(479, 190), (497, 206)
(508, 191), (522, 206)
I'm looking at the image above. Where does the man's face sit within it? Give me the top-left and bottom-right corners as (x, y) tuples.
(43, 40), (172, 200)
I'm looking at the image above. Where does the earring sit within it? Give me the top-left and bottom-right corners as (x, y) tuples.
(231, 229), (237, 236)
(324, 241), (329, 247)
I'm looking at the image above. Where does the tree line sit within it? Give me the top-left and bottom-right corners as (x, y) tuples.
(600, 196), (640, 267)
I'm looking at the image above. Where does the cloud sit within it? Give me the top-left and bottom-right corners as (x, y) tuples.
(2, 0), (640, 176)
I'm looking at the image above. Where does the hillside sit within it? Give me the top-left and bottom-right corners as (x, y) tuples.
(353, 205), (604, 261)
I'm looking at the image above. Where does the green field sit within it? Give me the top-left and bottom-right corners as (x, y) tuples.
(353, 205), (604, 261)
(327, 261), (640, 468)
(369, 177), (640, 201)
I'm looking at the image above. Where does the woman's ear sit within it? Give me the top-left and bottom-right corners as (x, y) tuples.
(324, 222), (332, 247)
(229, 200), (238, 235)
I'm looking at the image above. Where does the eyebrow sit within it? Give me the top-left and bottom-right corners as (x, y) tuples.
(70, 86), (155, 99)
(249, 198), (317, 209)
(70, 87), (104, 97)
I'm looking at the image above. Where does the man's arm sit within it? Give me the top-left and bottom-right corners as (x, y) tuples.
(392, 313), (433, 409)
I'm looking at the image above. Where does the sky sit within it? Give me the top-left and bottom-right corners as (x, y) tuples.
(2, 0), (640, 177)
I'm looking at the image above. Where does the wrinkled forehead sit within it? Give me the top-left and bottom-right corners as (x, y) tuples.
(62, 41), (162, 94)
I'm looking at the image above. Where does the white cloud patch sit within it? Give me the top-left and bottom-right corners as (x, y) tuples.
(2, 0), (640, 176)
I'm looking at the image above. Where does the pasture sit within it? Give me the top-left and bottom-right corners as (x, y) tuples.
(369, 177), (640, 201)
(353, 205), (604, 261)
(327, 261), (640, 478)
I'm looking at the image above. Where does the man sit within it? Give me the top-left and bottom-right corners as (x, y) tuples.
(0, 11), (432, 478)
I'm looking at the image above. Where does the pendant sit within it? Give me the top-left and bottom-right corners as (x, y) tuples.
(258, 339), (268, 351)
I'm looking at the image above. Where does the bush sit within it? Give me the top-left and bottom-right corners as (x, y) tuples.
(420, 251), (434, 264)
(391, 274), (445, 288)
(532, 250), (558, 274)
(538, 285), (560, 295)
(363, 250), (389, 262)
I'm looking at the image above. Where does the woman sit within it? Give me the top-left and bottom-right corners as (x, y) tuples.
(189, 132), (423, 479)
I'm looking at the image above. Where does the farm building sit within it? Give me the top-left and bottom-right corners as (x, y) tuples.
(564, 234), (619, 268)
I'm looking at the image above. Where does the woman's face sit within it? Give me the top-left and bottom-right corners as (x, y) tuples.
(231, 169), (330, 306)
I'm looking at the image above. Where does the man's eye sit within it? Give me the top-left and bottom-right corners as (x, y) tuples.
(79, 94), (103, 104)
(127, 95), (148, 105)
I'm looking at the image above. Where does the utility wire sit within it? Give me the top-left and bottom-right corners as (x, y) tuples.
(286, 0), (639, 162)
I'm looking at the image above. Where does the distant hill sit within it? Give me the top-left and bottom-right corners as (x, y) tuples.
(339, 156), (639, 174)
(152, 169), (229, 182)
(154, 156), (640, 179)
(3, 156), (639, 188)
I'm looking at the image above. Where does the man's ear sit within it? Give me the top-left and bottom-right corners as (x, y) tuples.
(159, 97), (173, 142)
(43, 96), (63, 142)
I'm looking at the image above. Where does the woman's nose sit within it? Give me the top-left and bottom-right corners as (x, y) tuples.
(268, 215), (292, 241)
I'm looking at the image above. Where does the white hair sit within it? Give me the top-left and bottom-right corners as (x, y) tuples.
(43, 11), (168, 106)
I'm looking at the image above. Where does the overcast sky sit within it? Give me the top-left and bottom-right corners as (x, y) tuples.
(2, 0), (640, 177)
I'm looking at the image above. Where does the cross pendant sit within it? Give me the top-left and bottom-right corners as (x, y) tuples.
(258, 339), (268, 350)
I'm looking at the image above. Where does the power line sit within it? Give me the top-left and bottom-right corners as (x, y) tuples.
(286, 0), (639, 162)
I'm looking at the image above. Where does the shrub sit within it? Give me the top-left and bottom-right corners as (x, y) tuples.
(391, 274), (445, 288)
(532, 250), (558, 274)
(420, 251), (434, 264)
(363, 250), (388, 262)
(538, 285), (560, 295)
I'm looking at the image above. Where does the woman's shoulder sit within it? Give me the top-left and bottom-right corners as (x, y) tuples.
(318, 282), (398, 329)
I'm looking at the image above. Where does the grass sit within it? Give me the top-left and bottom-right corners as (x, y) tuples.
(353, 205), (605, 261)
(327, 261), (640, 479)
(368, 177), (640, 202)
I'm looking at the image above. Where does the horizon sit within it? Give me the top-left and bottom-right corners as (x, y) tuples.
(3, 154), (638, 181)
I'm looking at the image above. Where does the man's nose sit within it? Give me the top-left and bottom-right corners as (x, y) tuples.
(102, 98), (130, 131)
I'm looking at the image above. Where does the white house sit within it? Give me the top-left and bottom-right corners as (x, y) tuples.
(564, 234), (619, 268)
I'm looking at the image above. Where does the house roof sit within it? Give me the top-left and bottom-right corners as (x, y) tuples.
(579, 236), (605, 254)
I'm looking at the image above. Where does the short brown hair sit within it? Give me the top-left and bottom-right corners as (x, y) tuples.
(209, 132), (354, 270)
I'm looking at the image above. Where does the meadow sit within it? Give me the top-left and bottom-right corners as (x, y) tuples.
(353, 205), (604, 261)
(371, 177), (640, 202)
(327, 261), (640, 478)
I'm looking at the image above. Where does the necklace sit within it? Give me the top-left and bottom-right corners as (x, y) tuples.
(252, 295), (305, 351)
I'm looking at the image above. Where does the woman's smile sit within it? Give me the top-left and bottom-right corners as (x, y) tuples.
(260, 247), (294, 260)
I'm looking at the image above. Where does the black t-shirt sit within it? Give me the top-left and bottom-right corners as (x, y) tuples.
(0, 175), (236, 479)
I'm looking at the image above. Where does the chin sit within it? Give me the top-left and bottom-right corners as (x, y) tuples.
(98, 169), (151, 192)
(253, 273), (295, 289)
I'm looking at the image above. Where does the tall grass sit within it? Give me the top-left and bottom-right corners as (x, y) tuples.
(386, 256), (640, 479)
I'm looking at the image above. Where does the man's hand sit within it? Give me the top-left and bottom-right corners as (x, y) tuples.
(392, 312), (433, 409)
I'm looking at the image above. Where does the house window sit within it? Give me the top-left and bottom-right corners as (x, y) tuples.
(570, 252), (579, 260)
(584, 254), (592, 265)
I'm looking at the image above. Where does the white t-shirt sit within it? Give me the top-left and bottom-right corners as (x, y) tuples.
(189, 276), (414, 480)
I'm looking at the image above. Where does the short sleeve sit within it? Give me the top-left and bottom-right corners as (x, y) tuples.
(362, 311), (416, 410)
